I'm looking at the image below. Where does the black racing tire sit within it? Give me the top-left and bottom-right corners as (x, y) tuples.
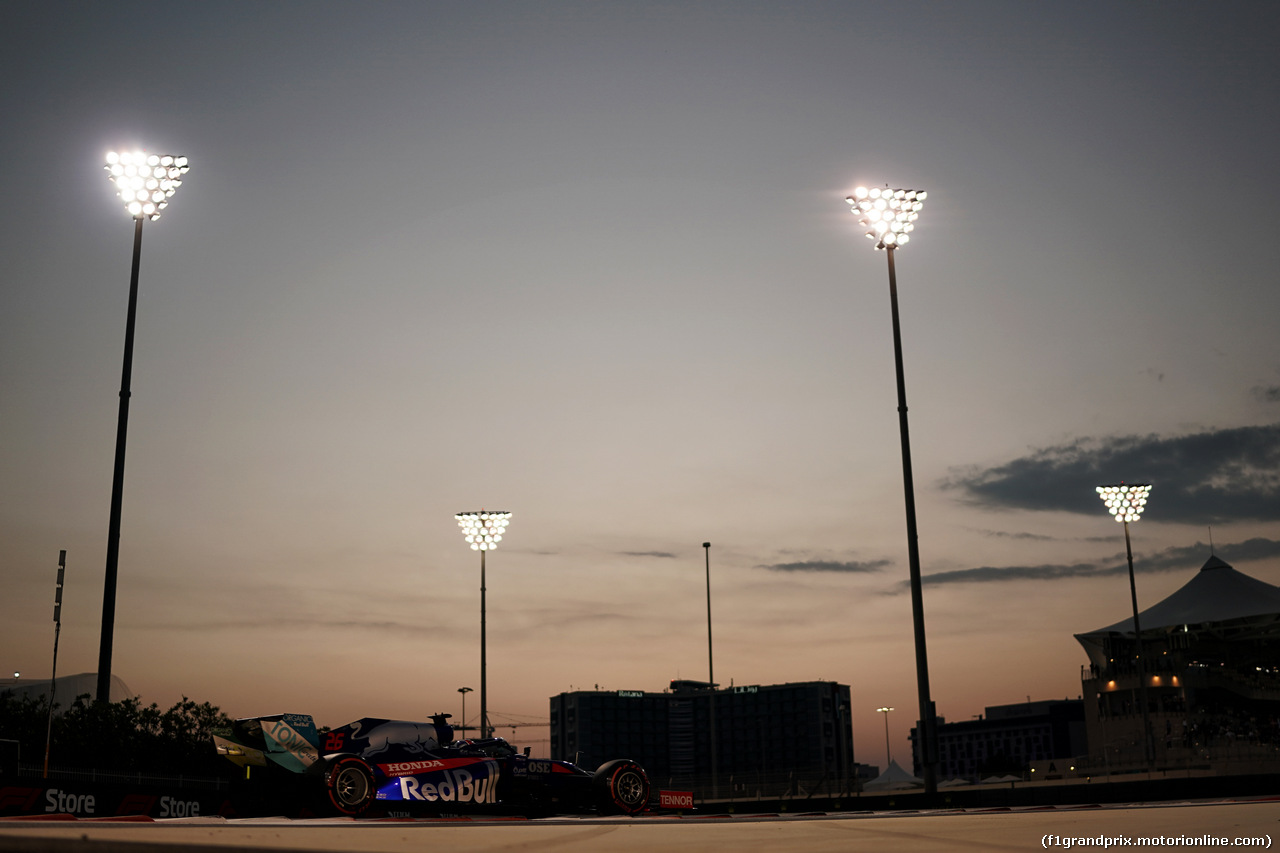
(324, 755), (376, 816)
(594, 759), (650, 815)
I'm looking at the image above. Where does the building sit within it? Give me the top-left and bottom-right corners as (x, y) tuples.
(550, 679), (855, 797)
(909, 699), (1086, 782)
(1075, 555), (1280, 773)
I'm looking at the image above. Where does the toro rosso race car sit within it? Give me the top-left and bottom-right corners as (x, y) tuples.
(213, 712), (650, 817)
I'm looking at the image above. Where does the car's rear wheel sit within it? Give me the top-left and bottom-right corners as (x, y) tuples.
(324, 756), (375, 816)
(594, 759), (649, 814)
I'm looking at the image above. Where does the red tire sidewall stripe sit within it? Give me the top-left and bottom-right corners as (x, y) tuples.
(328, 757), (372, 815)
(610, 763), (646, 813)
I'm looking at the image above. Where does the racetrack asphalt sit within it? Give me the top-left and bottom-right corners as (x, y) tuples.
(0, 799), (1276, 852)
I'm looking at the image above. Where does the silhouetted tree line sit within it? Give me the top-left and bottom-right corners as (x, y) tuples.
(0, 690), (232, 777)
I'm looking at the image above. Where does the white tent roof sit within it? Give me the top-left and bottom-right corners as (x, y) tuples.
(1075, 556), (1280, 666)
(980, 774), (1022, 784)
(1078, 555), (1280, 637)
(5, 672), (133, 707)
(864, 759), (922, 789)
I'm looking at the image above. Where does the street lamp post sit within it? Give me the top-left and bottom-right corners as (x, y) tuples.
(45, 550), (66, 778)
(97, 150), (189, 705)
(703, 542), (718, 799)
(845, 185), (937, 795)
(877, 706), (894, 767)
(458, 686), (473, 737)
(1096, 483), (1154, 770)
(455, 511), (511, 740)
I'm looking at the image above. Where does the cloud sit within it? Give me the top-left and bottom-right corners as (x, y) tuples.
(619, 550), (678, 559)
(883, 537), (1280, 593)
(137, 616), (460, 637)
(1254, 385), (1280, 403)
(759, 559), (891, 573)
(944, 424), (1280, 523)
(917, 561), (1116, 588)
(972, 528), (1058, 542)
(1205, 536), (1280, 565)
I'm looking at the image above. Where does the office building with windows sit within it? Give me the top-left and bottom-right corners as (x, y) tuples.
(910, 699), (1087, 782)
(550, 679), (855, 797)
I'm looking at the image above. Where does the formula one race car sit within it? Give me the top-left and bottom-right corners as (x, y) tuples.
(213, 712), (649, 818)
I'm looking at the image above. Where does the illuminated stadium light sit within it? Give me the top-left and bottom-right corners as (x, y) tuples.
(845, 185), (927, 250)
(96, 147), (191, 705)
(1095, 483), (1152, 523)
(841, 180), (938, 795)
(877, 706), (895, 765)
(104, 150), (189, 221)
(455, 510), (513, 739)
(1094, 481), (1155, 769)
(455, 511), (512, 551)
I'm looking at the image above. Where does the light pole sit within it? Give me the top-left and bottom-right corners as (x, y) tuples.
(703, 542), (718, 799)
(877, 706), (894, 767)
(1096, 483), (1154, 770)
(845, 185), (937, 795)
(455, 510), (511, 740)
(45, 550), (66, 777)
(97, 150), (189, 705)
(458, 686), (473, 737)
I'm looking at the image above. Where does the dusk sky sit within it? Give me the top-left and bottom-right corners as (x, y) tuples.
(3, 1), (1278, 769)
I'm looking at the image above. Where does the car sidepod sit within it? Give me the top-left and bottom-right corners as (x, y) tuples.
(372, 756), (503, 808)
(501, 755), (599, 813)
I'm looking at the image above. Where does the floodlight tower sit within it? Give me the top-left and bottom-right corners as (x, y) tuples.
(845, 185), (937, 795)
(455, 511), (512, 739)
(1096, 483), (1155, 770)
(97, 150), (190, 705)
(877, 706), (894, 766)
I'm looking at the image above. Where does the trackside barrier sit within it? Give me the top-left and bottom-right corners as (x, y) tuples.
(659, 791), (694, 810)
(0, 779), (230, 819)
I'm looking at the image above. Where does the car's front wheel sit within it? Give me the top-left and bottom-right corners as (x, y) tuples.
(594, 759), (649, 814)
(323, 756), (376, 816)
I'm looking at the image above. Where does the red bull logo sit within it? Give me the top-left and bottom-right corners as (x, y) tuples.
(394, 763), (497, 804)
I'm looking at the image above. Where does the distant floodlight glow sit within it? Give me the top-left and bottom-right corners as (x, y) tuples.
(105, 149), (189, 220)
(847, 185), (926, 250)
(455, 510), (513, 551)
(1095, 483), (1152, 523)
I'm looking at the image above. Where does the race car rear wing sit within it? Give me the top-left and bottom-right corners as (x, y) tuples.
(213, 713), (320, 774)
